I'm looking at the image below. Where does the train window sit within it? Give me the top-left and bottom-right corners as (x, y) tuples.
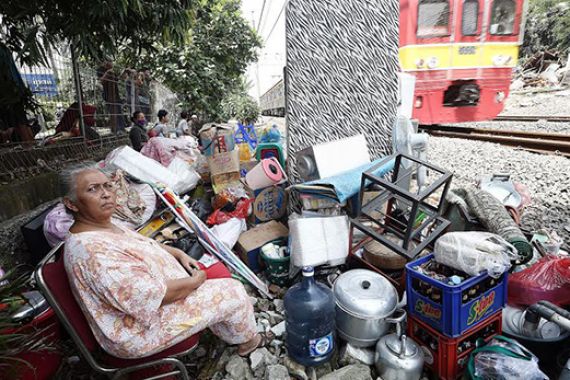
(417, 0), (450, 37)
(490, 0), (516, 35)
(462, 0), (479, 35)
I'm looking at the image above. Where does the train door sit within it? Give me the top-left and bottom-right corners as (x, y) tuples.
(451, 0), (484, 68)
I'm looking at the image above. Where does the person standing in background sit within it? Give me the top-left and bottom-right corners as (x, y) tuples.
(189, 114), (200, 137)
(151, 109), (172, 138)
(97, 61), (125, 133)
(176, 111), (189, 137)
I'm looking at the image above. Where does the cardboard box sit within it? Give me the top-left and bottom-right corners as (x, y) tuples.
(207, 149), (240, 176)
(208, 149), (241, 193)
(236, 220), (289, 273)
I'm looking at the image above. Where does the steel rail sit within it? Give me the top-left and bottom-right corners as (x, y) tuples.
(419, 126), (570, 157)
(494, 115), (570, 123)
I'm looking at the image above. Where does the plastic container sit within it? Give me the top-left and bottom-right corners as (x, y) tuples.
(284, 267), (336, 367)
(260, 239), (290, 286)
(407, 311), (502, 380)
(406, 254), (507, 337)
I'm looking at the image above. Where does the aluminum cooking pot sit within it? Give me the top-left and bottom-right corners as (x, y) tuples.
(332, 269), (399, 347)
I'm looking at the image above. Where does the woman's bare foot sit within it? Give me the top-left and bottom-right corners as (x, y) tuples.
(237, 334), (262, 356)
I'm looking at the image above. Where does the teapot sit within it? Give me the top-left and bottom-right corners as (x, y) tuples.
(374, 310), (424, 380)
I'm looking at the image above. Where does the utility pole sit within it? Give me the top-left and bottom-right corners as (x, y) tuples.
(251, 10), (262, 101)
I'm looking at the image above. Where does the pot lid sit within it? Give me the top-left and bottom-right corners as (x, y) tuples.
(333, 269), (398, 319)
(384, 334), (419, 358)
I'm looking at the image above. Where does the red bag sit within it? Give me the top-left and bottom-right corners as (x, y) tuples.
(508, 255), (570, 307)
(206, 198), (252, 225)
(148, 128), (158, 138)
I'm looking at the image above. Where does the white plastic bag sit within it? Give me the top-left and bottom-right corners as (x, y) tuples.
(211, 218), (247, 249)
(434, 232), (519, 278)
(166, 157), (200, 194)
(106, 146), (199, 194)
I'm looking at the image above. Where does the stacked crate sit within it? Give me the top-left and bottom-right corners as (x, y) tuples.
(405, 254), (508, 379)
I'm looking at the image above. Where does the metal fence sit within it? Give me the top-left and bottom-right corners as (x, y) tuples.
(1, 43), (183, 182)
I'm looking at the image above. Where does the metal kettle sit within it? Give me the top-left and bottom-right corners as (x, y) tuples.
(374, 310), (424, 380)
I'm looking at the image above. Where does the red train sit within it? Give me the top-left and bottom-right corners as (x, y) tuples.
(400, 0), (527, 124)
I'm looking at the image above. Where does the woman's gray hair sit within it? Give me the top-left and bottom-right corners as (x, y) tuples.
(59, 161), (101, 202)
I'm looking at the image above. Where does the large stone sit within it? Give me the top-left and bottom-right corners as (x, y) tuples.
(338, 344), (375, 366)
(250, 347), (279, 370)
(319, 364), (373, 380)
(271, 321), (286, 337)
(225, 355), (253, 380)
(273, 299), (285, 313)
(267, 310), (285, 325)
(265, 364), (290, 380)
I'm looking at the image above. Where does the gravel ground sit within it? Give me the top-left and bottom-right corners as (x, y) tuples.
(456, 119), (570, 134)
(502, 88), (570, 117)
(428, 136), (570, 250)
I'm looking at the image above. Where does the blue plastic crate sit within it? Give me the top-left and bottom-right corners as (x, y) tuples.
(406, 254), (507, 337)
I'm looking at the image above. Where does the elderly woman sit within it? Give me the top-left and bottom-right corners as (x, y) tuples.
(61, 163), (267, 359)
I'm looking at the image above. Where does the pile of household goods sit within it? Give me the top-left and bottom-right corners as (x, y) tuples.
(12, 125), (570, 379)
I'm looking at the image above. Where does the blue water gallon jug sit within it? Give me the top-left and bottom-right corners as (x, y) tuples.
(284, 266), (335, 366)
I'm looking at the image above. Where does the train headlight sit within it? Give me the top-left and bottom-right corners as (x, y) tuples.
(416, 59), (425, 68)
(495, 91), (506, 103)
(493, 55), (512, 66)
(427, 57), (439, 69)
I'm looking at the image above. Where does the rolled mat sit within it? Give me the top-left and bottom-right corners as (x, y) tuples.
(452, 188), (533, 260)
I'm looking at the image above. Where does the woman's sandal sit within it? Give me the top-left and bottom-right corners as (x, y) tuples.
(238, 331), (275, 357)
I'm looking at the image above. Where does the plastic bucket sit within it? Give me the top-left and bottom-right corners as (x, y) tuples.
(260, 239), (290, 286)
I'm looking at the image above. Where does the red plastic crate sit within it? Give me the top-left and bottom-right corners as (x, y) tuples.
(407, 311), (502, 380)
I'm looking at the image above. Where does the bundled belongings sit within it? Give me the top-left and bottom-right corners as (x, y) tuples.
(446, 188), (533, 262)
(105, 146), (200, 194)
(289, 214), (349, 267)
(434, 232), (519, 278)
(140, 136), (200, 167)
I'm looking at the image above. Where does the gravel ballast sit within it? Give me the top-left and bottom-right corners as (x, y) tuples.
(428, 136), (570, 250)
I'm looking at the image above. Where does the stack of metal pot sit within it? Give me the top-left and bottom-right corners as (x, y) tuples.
(332, 269), (424, 380)
(332, 269), (400, 347)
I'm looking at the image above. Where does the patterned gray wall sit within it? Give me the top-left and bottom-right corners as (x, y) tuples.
(285, 0), (400, 182)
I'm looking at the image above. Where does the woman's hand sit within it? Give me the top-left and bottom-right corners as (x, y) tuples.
(178, 253), (201, 274)
(187, 267), (207, 288)
(161, 244), (200, 273)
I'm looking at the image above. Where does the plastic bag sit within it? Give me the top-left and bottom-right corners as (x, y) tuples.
(206, 198), (252, 225)
(166, 157), (200, 194)
(211, 218), (247, 249)
(468, 336), (548, 380)
(508, 255), (570, 307)
(434, 232), (519, 278)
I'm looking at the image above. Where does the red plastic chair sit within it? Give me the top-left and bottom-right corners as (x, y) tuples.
(35, 243), (200, 379)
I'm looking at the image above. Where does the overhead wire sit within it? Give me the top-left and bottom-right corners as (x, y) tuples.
(264, 0), (288, 41)
(256, 0), (267, 31)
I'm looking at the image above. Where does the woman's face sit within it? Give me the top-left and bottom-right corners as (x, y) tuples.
(66, 170), (117, 222)
(136, 113), (146, 122)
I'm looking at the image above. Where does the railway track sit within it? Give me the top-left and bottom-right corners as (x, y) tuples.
(419, 125), (570, 157)
(494, 115), (570, 123)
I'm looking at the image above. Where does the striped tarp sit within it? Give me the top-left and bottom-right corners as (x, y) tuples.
(285, 0), (399, 183)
